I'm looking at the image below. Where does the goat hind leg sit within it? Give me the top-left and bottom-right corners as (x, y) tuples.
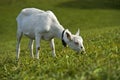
(16, 31), (23, 60)
(29, 39), (34, 58)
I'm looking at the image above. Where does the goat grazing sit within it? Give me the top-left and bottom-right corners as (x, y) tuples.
(16, 8), (85, 59)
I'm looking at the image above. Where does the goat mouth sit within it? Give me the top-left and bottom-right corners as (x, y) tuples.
(81, 50), (86, 54)
(81, 51), (84, 54)
(76, 50), (86, 55)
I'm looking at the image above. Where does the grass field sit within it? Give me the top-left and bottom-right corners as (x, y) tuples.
(0, 0), (120, 80)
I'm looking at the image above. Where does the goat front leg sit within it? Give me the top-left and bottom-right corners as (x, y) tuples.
(28, 39), (34, 58)
(50, 39), (56, 57)
(35, 35), (41, 59)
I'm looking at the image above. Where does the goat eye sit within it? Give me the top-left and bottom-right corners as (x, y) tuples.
(75, 42), (79, 45)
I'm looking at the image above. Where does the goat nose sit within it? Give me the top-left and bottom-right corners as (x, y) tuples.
(81, 47), (86, 54)
(81, 46), (84, 50)
(81, 46), (83, 49)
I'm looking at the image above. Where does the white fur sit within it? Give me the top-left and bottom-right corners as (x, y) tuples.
(16, 8), (85, 59)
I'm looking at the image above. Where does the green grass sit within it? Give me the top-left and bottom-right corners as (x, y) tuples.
(0, 0), (120, 80)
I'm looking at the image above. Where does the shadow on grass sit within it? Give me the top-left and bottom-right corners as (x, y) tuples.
(57, 0), (120, 9)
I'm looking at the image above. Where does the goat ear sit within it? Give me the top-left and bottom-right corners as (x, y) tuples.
(66, 32), (72, 41)
(75, 29), (80, 36)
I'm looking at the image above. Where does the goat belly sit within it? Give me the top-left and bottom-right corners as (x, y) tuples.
(41, 33), (54, 40)
(24, 32), (35, 39)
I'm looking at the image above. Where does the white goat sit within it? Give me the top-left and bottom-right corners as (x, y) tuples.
(16, 8), (85, 59)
